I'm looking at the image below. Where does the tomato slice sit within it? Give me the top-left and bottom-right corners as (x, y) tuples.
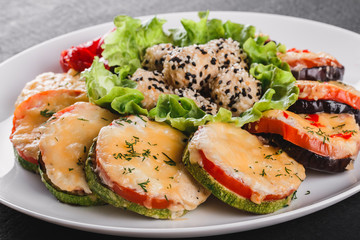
(279, 49), (342, 69)
(296, 81), (360, 110)
(199, 150), (293, 202)
(96, 158), (173, 209)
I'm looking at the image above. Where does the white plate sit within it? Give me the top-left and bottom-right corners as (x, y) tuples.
(1, 11), (360, 238)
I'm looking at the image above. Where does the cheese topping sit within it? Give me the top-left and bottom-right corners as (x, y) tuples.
(96, 116), (210, 211)
(188, 122), (305, 204)
(10, 89), (88, 163)
(262, 110), (360, 159)
(39, 102), (116, 194)
(15, 69), (85, 107)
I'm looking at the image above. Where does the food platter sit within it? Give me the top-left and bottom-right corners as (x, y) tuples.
(1, 11), (360, 238)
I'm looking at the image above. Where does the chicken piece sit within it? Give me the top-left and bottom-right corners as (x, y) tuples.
(142, 43), (175, 72)
(162, 44), (219, 91)
(131, 68), (173, 109)
(209, 63), (261, 116)
(206, 38), (248, 70)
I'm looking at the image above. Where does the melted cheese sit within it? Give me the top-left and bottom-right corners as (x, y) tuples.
(15, 69), (85, 107)
(188, 122), (305, 204)
(96, 116), (210, 211)
(10, 89), (88, 162)
(39, 102), (117, 194)
(262, 110), (360, 159)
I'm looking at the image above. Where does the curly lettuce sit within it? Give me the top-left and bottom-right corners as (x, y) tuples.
(101, 15), (171, 74)
(81, 57), (147, 115)
(170, 11), (255, 47)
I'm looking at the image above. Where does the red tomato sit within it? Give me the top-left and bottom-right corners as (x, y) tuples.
(96, 159), (173, 209)
(199, 150), (293, 202)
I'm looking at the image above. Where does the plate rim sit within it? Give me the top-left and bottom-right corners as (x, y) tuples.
(1, 10), (360, 238)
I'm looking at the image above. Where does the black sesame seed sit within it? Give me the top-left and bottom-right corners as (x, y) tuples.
(210, 58), (216, 65)
(242, 88), (247, 96)
(226, 80), (231, 85)
(175, 81), (180, 85)
(199, 71), (203, 77)
(148, 86), (152, 90)
(225, 89), (230, 94)
(170, 56), (181, 63)
(204, 64), (209, 69)
(171, 65), (176, 70)
(248, 94), (253, 99)
(144, 59), (149, 64)
(218, 80), (223, 84)
(192, 62), (196, 66)
(231, 108), (237, 112)
(219, 101), (223, 106)
(205, 74), (211, 81)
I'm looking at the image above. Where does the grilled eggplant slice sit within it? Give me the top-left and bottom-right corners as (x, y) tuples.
(86, 115), (210, 219)
(184, 122), (305, 214)
(39, 102), (117, 205)
(247, 110), (360, 172)
(278, 48), (344, 81)
(10, 89), (88, 173)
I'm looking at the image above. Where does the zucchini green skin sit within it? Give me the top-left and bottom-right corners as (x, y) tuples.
(182, 146), (293, 214)
(85, 142), (187, 219)
(38, 154), (105, 206)
(13, 147), (39, 174)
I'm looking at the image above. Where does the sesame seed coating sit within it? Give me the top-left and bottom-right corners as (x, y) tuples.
(209, 63), (261, 116)
(174, 88), (218, 115)
(206, 38), (248, 70)
(131, 68), (174, 110)
(142, 43), (175, 72)
(162, 44), (219, 91)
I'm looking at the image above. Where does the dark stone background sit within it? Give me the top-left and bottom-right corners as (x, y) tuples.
(1, 0), (360, 239)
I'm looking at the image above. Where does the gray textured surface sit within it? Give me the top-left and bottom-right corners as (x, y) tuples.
(1, 0), (360, 239)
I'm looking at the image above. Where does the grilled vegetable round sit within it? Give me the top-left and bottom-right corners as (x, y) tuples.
(86, 116), (210, 219)
(38, 102), (117, 205)
(184, 122), (305, 214)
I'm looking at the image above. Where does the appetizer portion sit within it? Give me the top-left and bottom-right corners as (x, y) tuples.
(247, 110), (360, 172)
(10, 89), (88, 172)
(38, 102), (117, 205)
(184, 122), (305, 214)
(86, 116), (210, 219)
(278, 48), (344, 81)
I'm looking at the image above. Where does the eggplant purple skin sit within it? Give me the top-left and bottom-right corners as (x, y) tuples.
(291, 66), (344, 82)
(288, 100), (360, 125)
(259, 133), (353, 173)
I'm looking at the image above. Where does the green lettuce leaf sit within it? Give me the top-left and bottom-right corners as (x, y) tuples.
(170, 11), (255, 47)
(101, 15), (170, 74)
(223, 21), (256, 47)
(81, 57), (147, 115)
(243, 37), (290, 71)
